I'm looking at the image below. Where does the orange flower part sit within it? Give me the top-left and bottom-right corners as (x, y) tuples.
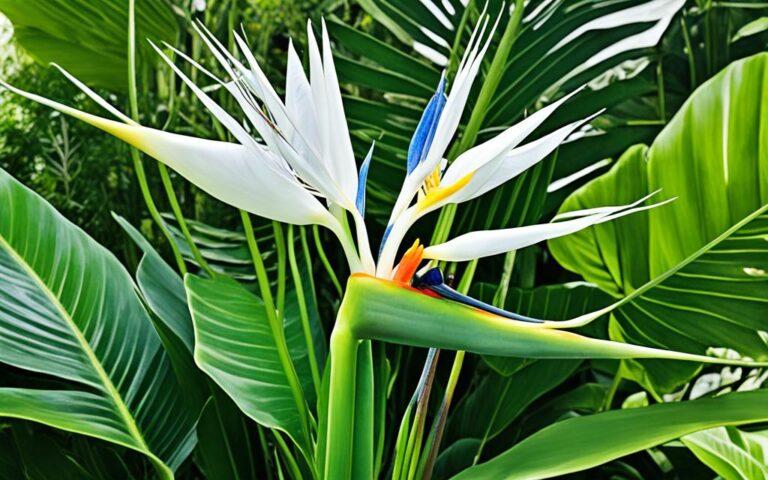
(392, 239), (424, 284)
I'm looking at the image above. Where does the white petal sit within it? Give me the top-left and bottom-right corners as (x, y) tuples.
(441, 88), (583, 184)
(387, 11), (499, 224)
(286, 39), (321, 158)
(423, 197), (674, 262)
(451, 117), (592, 203)
(52, 64), (135, 125)
(2, 82), (330, 226)
(231, 31), (296, 136)
(321, 19), (358, 204)
(156, 40), (346, 207)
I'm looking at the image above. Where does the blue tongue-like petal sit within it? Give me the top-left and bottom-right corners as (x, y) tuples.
(355, 142), (375, 216)
(419, 267), (444, 286)
(416, 267), (544, 324)
(406, 74), (447, 175)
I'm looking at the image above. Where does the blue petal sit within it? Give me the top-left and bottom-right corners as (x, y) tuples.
(407, 73), (447, 175)
(378, 224), (394, 259)
(415, 268), (544, 324)
(355, 142), (375, 216)
(419, 267), (444, 286)
(429, 283), (544, 323)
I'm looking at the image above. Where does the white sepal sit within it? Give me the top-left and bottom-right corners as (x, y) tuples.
(423, 195), (675, 262)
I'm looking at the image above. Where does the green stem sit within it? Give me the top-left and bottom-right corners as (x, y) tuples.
(324, 308), (359, 480)
(421, 349), (464, 479)
(157, 164), (215, 276)
(273, 222), (287, 319)
(240, 210), (311, 450)
(313, 225), (343, 297)
(601, 362), (625, 412)
(680, 15), (697, 90)
(656, 54), (666, 122)
(274, 430), (303, 480)
(127, 0), (186, 275)
(287, 225), (321, 396)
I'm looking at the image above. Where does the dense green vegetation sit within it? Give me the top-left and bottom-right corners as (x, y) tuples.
(0, 1), (767, 478)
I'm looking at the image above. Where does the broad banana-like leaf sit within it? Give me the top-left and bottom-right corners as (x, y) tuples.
(0, 0), (178, 90)
(684, 426), (768, 480)
(115, 215), (269, 480)
(0, 169), (195, 478)
(549, 52), (768, 392)
(447, 359), (580, 444)
(185, 275), (312, 454)
(451, 389), (768, 479)
(343, 275), (767, 368)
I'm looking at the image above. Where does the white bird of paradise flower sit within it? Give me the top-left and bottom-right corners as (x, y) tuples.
(1, 12), (670, 310)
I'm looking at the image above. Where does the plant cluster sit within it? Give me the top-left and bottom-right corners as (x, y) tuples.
(0, 0), (767, 479)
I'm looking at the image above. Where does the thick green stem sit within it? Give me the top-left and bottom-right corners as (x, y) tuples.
(324, 309), (359, 480)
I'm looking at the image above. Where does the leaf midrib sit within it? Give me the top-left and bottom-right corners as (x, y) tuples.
(614, 203), (768, 310)
(0, 232), (152, 454)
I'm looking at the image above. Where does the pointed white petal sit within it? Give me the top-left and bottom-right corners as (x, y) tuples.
(286, 39), (321, 157)
(387, 11), (499, 224)
(51, 64), (136, 125)
(552, 190), (663, 221)
(154, 41), (347, 207)
(321, 19), (359, 204)
(148, 42), (267, 158)
(231, 31), (296, 135)
(450, 117), (591, 204)
(423, 197), (674, 262)
(442, 88), (583, 184)
(2, 82), (330, 225)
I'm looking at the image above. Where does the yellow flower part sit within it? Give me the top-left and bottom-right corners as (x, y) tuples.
(418, 171), (474, 211)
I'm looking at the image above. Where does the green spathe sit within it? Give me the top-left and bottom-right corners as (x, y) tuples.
(341, 274), (768, 366)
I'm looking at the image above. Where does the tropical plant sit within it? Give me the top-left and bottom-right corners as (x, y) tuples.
(0, 1), (767, 479)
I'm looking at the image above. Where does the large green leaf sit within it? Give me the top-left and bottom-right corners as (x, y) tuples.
(116, 214), (269, 480)
(452, 389), (768, 479)
(549, 52), (768, 392)
(0, 168), (195, 478)
(0, 0), (179, 90)
(684, 426), (768, 480)
(185, 275), (311, 453)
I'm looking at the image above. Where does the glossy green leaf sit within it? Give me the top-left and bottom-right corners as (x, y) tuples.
(0, 0), (178, 90)
(549, 53), (768, 392)
(732, 17), (768, 42)
(195, 389), (260, 480)
(0, 169), (195, 478)
(185, 275), (311, 453)
(448, 359), (580, 443)
(453, 389), (768, 479)
(684, 427), (768, 480)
